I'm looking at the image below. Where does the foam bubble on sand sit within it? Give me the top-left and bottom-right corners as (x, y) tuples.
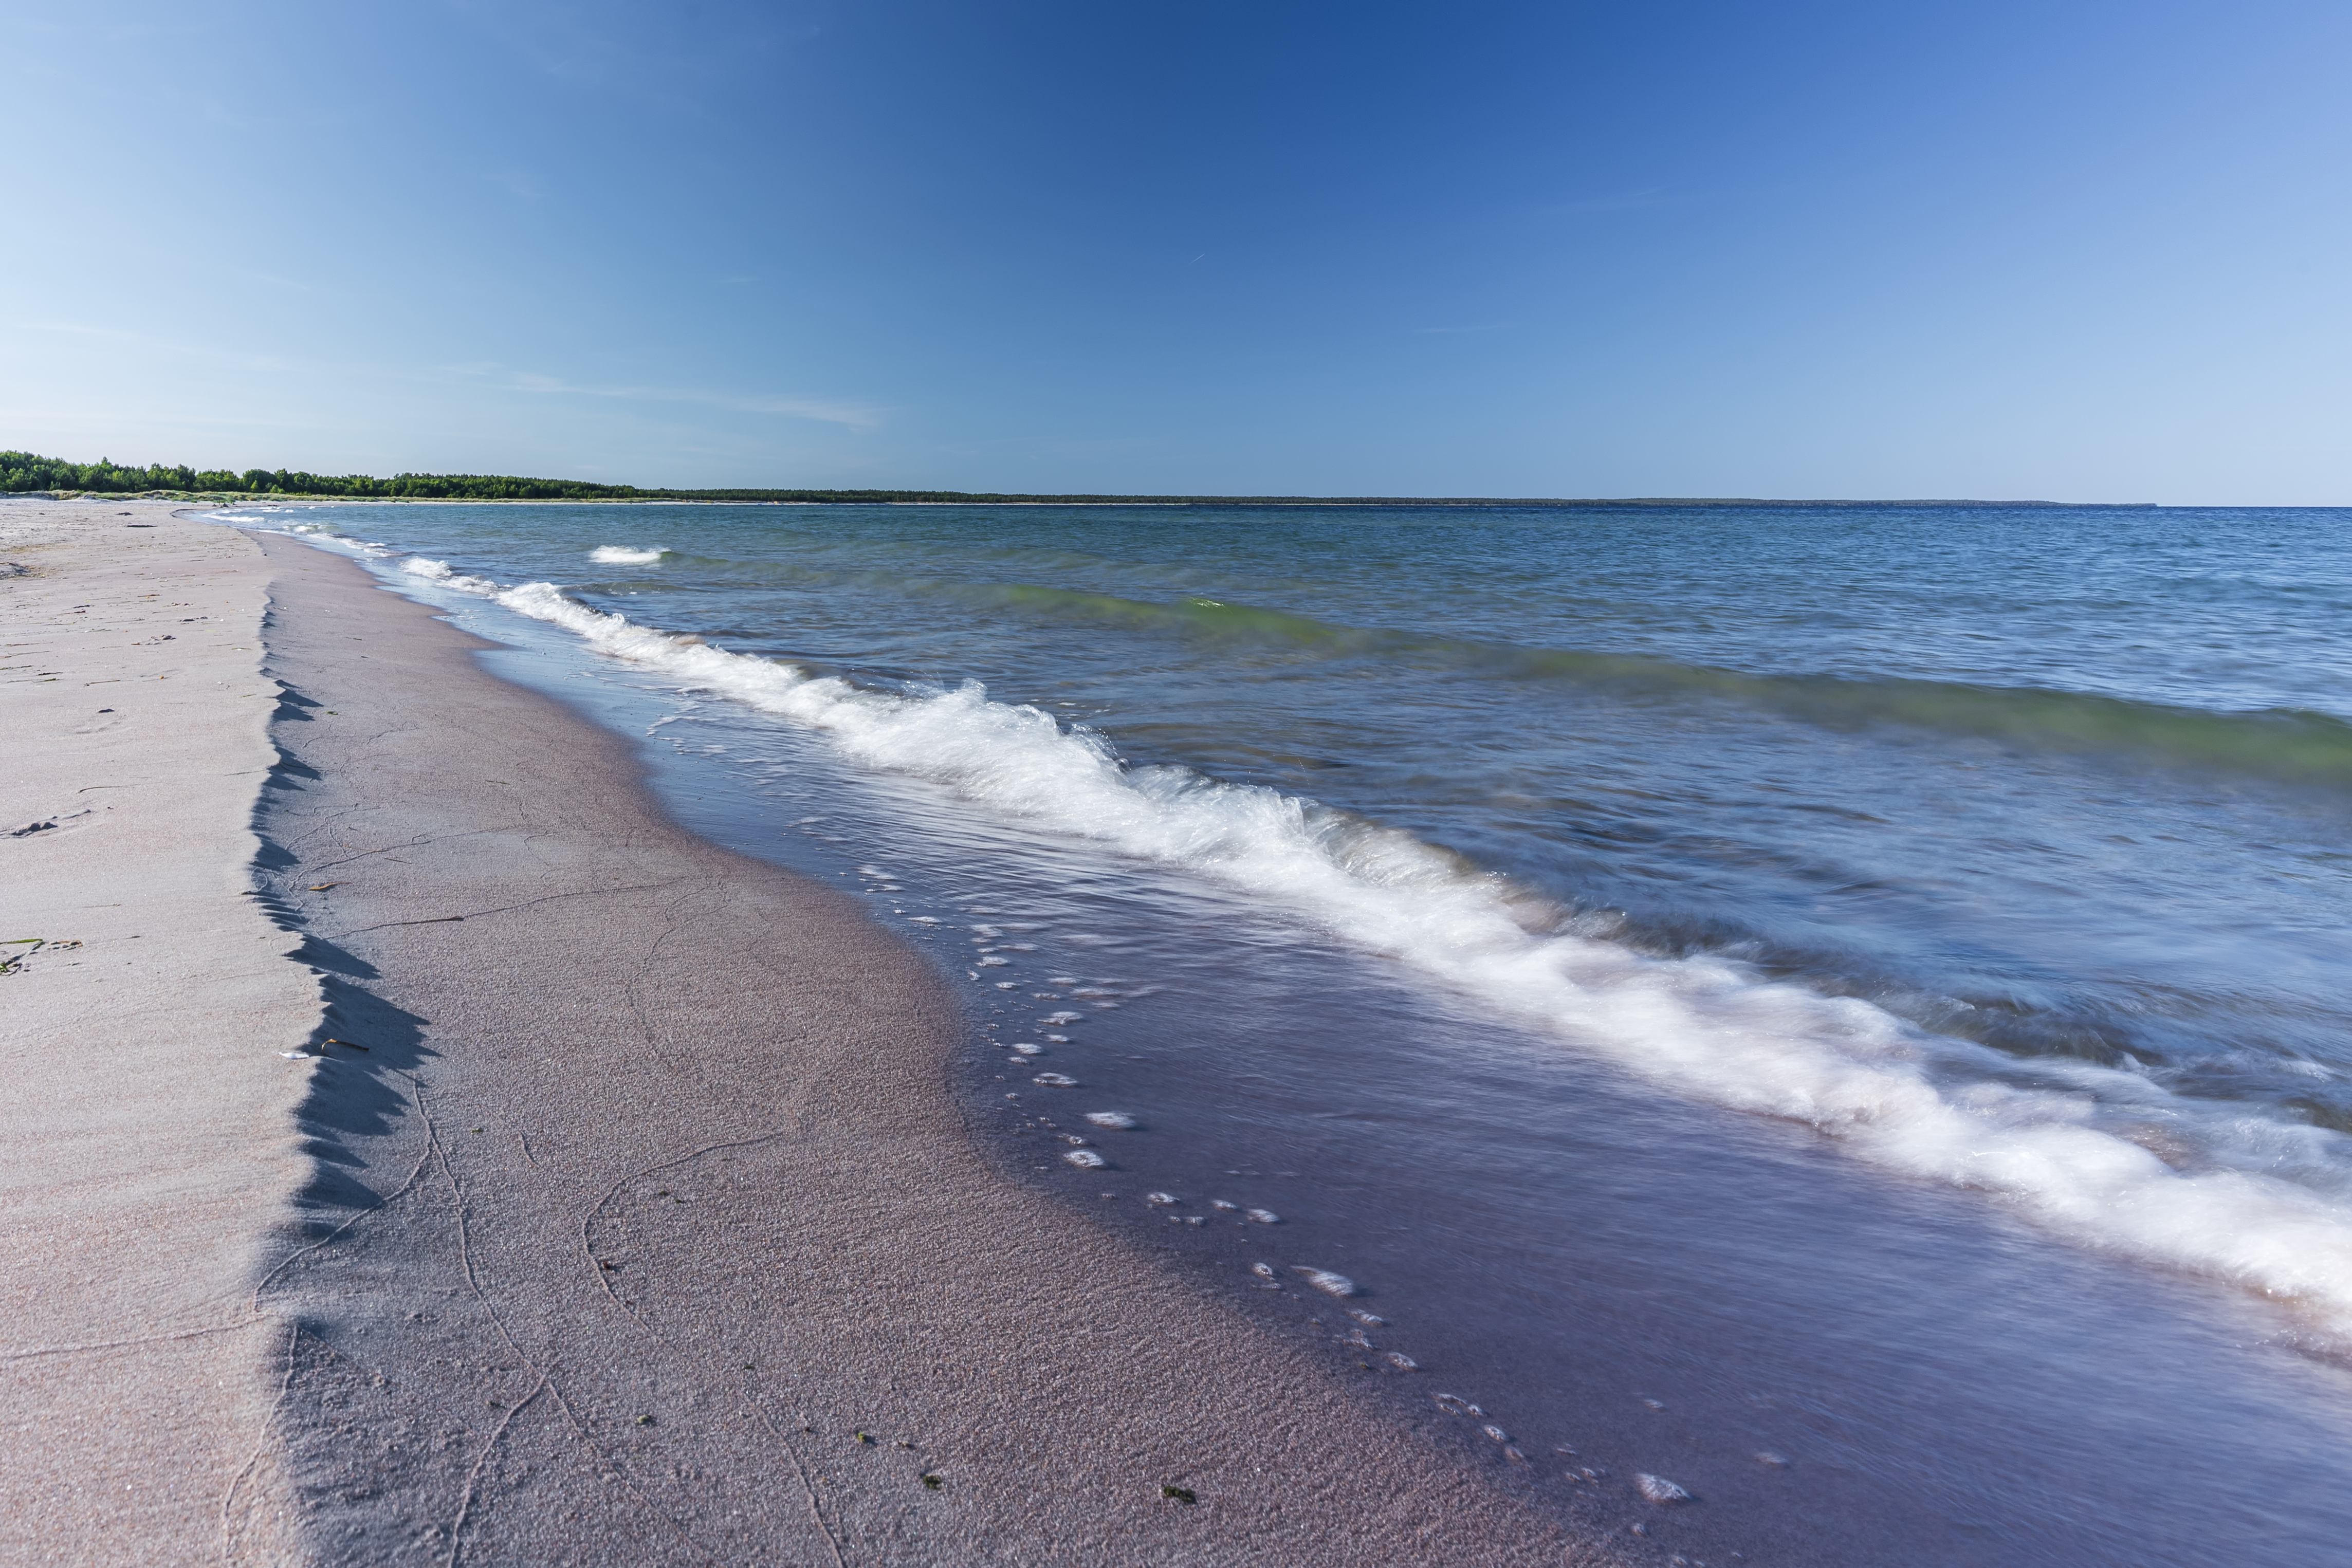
(978, 956), (1010, 967)
(1482, 1424), (1511, 1443)
(1012, 1043), (1044, 1056)
(1042, 1011), (1082, 1025)
(411, 559), (2352, 1344)
(1294, 1268), (1355, 1296)
(590, 546), (666, 564)
(1348, 1308), (1386, 1326)
(1209, 1198), (1238, 1210)
(1085, 1111), (1135, 1129)
(1032, 1073), (1077, 1086)
(1434, 1394), (1482, 1417)
(1247, 1208), (1281, 1225)
(1145, 1191), (1178, 1205)
(1386, 1352), (1418, 1371)
(1064, 1149), (1106, 1168)
(1251, 1263), (1277, 1280)
(1636, 1474), (1692, 1505)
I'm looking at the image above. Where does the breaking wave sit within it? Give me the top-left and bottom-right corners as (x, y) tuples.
(395, 556), (2352, 1345)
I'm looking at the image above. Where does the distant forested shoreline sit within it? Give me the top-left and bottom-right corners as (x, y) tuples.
(0, 450), (2149, 508)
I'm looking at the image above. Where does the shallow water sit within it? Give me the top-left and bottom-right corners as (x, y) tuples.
(223, 501), (2352, 1563)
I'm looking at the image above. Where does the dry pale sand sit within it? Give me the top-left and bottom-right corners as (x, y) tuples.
(1, 501), (314, 1566)
(244, 534), (1632, 1566)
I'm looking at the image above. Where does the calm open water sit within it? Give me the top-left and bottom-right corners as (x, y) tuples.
(225, 501), (2352, 1565)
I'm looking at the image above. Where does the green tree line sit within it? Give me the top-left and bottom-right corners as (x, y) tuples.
(2, 450), (653, 500)
(2, 449), (1532, 504)
(2, 449), (1559, 503)
(2, 449), (2133, 508)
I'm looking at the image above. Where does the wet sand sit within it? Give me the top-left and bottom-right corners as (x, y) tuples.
(241, 532), (1624, 1563)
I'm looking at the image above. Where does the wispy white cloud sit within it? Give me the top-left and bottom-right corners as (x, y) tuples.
(11, 318), (298, 372)
(490, 368), (886, 432)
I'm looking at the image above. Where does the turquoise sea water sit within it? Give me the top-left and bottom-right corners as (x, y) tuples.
(227, 501), (2352, 1565)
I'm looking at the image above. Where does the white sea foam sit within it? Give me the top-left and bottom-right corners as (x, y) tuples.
(1085, 1111), (1136, 1129)
(398, 556), (501, 595)
(590, 545), (665, 564)
(398, 563), (2352, 1344)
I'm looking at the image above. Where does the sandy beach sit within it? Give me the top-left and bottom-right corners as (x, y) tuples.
(1, 500), (315, 1564)
(4, 507), (1626, 1564)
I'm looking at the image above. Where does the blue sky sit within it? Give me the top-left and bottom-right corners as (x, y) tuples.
(5, 0), (2346, 501)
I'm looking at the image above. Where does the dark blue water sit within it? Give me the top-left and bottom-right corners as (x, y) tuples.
(225, 501), (2352, 1565)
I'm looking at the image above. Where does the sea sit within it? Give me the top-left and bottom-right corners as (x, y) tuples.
(215, 500), (2352, 1565)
